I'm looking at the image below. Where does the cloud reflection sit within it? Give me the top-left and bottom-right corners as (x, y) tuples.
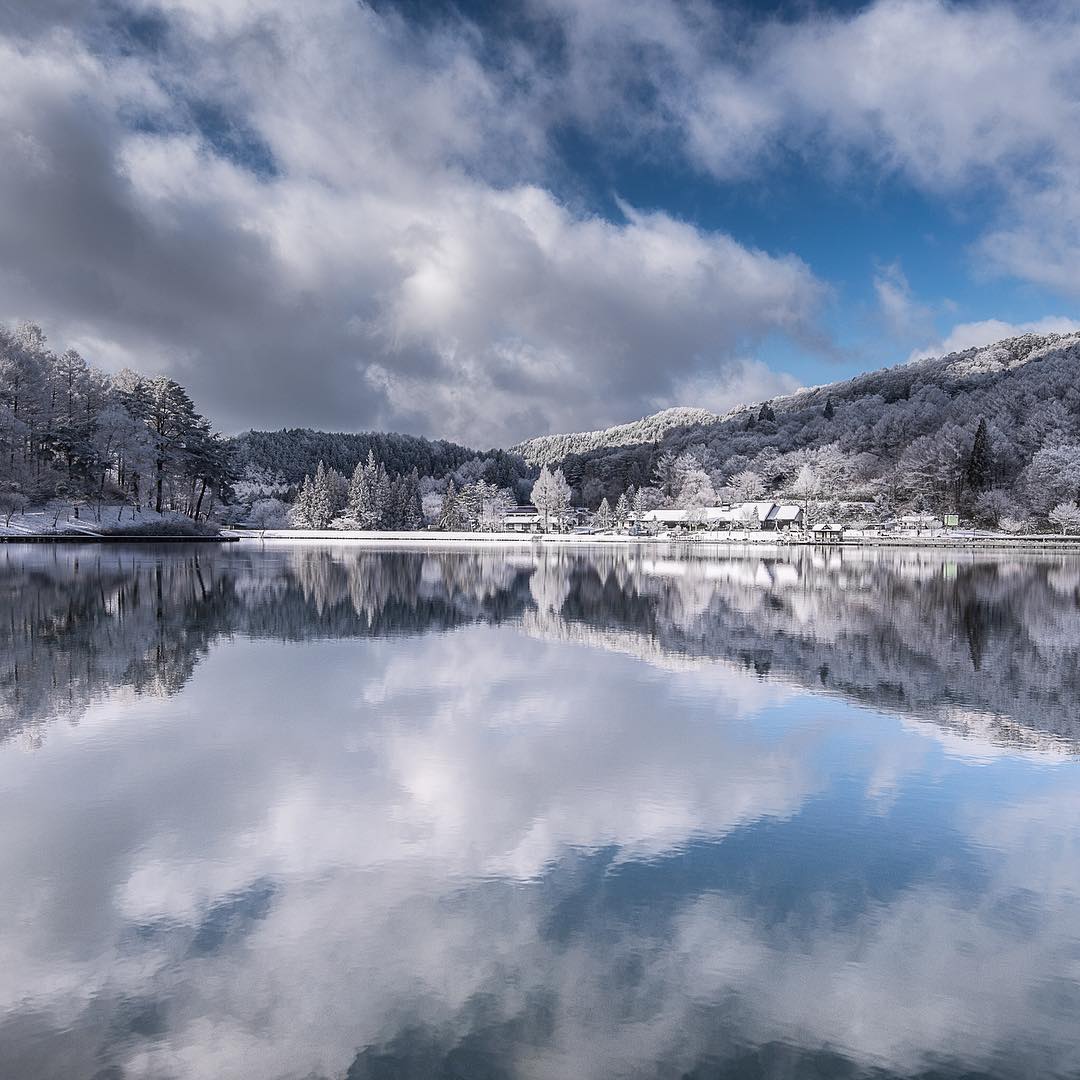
(1, 543), (1079, 1078)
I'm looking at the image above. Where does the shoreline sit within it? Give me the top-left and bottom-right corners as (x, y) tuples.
(0, 533), (239, 544)
(4, 528), (1080, 551)
(219, 528), (1080, 551)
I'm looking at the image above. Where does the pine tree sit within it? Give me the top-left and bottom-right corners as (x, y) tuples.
(309, 460), (335, 527)
(401, 468), (425, 530)
(758, 402), (775, 423)
(367, 460), (386, 528)
(964, 418), (993, 493)
(823, 397), (835, 420)
(615, 491), (631, 523)
(437, 479), (466, 530)
(348, 459), (371, 524)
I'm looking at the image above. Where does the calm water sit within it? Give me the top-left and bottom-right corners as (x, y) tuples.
(3, 542), (1080, 1080)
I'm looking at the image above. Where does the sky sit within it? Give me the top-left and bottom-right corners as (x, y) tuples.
(1, 0), (1079, 447)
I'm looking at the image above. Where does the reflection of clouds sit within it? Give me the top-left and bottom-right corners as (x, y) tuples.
(4, 546), (1080, 1076)
(0, 626), (824, 1078)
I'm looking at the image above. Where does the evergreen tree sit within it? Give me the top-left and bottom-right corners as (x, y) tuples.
(758, 402), (775, 423)
(304, 460), (335, 527)
(400, 467), (425, 530)
(615, 491), (631, 523)
(437, 479), (467, 530)
(823, 397), (835, 420)
(964, 418), (993, 493)
(348, 459), (371, 524)
(373, 461), (391, 528)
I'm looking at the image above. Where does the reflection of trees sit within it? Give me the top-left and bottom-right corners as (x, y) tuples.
(5, 543), (1080, 749)
(526, 547), (1080, 749)
(0, 545), (534, 742)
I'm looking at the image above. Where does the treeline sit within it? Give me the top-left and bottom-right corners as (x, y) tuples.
(275, 455), (520, 532)
(0, 322), (233, 520)
(233, 427), (527, 490)
(289, 455), (425, 530)
(520, 332), (1080, 530)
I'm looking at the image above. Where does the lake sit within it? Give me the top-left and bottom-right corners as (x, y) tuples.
(2, 541), (1080, 1079)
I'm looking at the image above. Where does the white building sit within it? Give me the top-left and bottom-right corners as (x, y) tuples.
(642, 503), (805, 531)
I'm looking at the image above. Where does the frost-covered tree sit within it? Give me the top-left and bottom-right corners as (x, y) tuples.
(477, 482), (515, 530)
(530, 465), (571, 530)
(676, 466), (716, 509)
(293, 460), (336, 528)
(1023, 445), (1080, 515)
(792, 464), (821, 520)
(398, 468), (425, 530)
(248, 497), (289, 528)
(654, 450), (679, 500)
(615, 491), (631, 523)
(437, 479), (468, 531)
(594, 497), (614, 530)
(729, 469), (765, 502)
(1049, 501), (1080, 533)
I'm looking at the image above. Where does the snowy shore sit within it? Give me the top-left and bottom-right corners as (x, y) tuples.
(221, 528), (1080, 550)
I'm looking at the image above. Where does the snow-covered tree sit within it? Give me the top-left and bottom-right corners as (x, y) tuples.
(594, 497), (614, 530)
(614, 491), (631, 523)
(530, 465), (571, 530)
(654, 450), (679, 500)
(437, 479), (468, 530)
(477, 483), (516, 530)
(1049, 501), (1080, 534)
(729, 469), (765, 502)
(792, 464), (821, 520)
(676, 466), (717, 509)
(293, 460), (336, 528)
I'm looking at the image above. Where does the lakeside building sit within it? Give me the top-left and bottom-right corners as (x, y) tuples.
(502, 506), (593, 532)
(503, 506), (542, 532)
(642, 503), (805, 531)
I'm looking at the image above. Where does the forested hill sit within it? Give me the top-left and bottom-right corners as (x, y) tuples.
(233, 428), (488, 485)
(512, 407), (722, 466)
(510, 331), (1080, 524)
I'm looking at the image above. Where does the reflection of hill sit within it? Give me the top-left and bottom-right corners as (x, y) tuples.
(4, 543), (1080, 752)
(530, 547), (1080, 751)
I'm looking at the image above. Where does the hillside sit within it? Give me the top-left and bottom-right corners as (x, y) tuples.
(514, 332), (1080, 528)
(512, 406), (723, 465)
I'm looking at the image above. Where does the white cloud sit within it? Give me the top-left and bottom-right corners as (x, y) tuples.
(873, 260), (933, 339)
(668, 358), (802, 416)
(541, 0), (1080, 296)
(0, 1), (826, 445)
(907, 315), (1080, 362)
(2, 0), (1079, 447)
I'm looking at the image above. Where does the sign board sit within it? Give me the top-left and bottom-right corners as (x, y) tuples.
(944, 515), (959, 527)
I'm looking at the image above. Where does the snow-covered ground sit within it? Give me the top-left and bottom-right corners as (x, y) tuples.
(224, 527), (1080, 548)
(0, 504), (215, 537)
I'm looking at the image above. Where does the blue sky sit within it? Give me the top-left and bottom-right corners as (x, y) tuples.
(0, 0), (1077, 444)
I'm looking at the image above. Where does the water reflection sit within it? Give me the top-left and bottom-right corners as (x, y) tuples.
(5, 542), (1080, 749)
(0, 543), (1079, 1079)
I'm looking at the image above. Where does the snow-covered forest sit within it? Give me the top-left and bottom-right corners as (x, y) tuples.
(6, 322), (1080, 533)
(0, 322), (233, 526)
(513, 332), (1080, 531)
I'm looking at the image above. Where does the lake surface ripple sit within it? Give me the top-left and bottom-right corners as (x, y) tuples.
(2, 542), (1080, 1079)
